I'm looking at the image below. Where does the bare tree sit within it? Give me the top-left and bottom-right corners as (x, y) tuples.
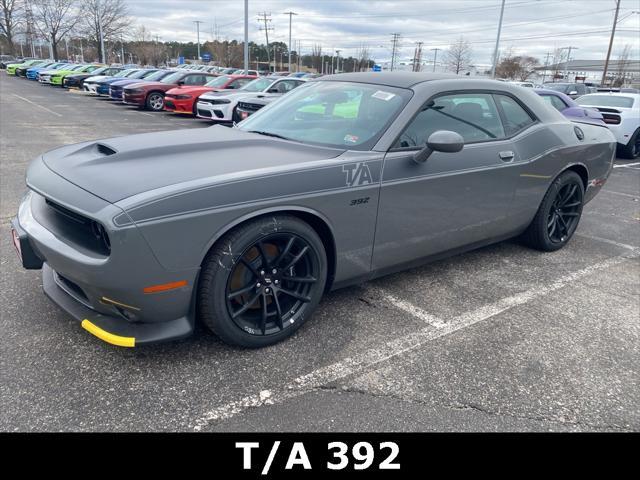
(0, 0), (21, 55)
(311, 43), (322, 73)
(80, 0), (129, 63)
(445, 36), (472, 74)
(32, 0), (79, 60)
(496, 53), (540, 80)
(355, 43), (370, 72)
(614, 44), (631, 87)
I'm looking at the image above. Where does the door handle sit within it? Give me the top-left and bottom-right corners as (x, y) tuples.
(499, 151), (515, 162)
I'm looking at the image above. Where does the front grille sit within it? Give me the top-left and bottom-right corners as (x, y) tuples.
(237, 102), (263, 113)
(55, 272), (90, 305)
(197, 109), (212, 118)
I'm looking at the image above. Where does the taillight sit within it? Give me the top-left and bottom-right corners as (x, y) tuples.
(602, 114), (621, 125)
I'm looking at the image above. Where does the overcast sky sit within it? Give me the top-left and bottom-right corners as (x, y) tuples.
(127, 0), (640, 65)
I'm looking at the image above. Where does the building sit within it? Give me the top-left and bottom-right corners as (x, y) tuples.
(535, 59), (640, 86)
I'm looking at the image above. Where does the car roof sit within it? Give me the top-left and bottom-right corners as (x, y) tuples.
(317, 71), (463, 88)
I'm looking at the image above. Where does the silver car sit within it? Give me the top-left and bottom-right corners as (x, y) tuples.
(11, 73), (616, 348)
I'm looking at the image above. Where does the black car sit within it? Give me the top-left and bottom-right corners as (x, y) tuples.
(63, 66), (124, 89)
(0, 55), (16, 69)
(15, 60), (50, 77)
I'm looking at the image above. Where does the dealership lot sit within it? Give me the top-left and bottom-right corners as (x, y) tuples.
(1, 75), (638, 432)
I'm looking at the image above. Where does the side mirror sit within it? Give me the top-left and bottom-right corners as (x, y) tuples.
(267, 87), (279, 93)
(176, 80), (185, 86)
(413, 130), (464, 164)
(568, 90), (578, 96)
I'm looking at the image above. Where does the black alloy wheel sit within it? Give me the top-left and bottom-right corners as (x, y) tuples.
(198, 215), (327, 347)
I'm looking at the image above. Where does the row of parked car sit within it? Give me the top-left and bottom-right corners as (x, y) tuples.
(4, 58), (640, 159)
(4, 58), (315, 124)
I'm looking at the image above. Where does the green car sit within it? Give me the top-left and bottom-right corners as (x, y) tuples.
(42, 64), (102, 86)
(6, 59), (46, 76)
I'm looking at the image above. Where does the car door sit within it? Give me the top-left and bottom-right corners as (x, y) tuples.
(373, 91), (524, 272)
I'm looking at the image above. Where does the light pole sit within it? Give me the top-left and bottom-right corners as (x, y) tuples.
(244, 0), (249, 73)
(284, 11), (297, 72)
(97, 0), (106, 63)
(336, 49), (341, 73)
(194, 20), (204, 61)
(490, 0), (506, 78)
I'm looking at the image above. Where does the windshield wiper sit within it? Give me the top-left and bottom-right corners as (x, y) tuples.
(247, 130), (291, 140)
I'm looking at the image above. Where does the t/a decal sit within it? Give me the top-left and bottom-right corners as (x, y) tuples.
(343, 162), (373, 187)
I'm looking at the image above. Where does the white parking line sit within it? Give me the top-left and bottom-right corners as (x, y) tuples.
(11, 93), (62, 117)
(576, 233), (638, 251)
(613, 162), (640, 169)
(600, 190), (639, 199)
(191, 250), (639, 431)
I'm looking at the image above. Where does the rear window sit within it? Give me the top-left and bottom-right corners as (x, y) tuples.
(576, 95), (635, 109)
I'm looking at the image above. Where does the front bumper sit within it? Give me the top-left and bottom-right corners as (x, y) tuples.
(12, 175), (199, 346)
(123, 92), (145, 106)
(50, 76), (63, 86)
(196, 101), (234, 121)
(164, 97), (194, 114)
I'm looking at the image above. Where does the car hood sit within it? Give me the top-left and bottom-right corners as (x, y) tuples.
(84, 75), (110, 82)
(124, 81), (174, 91)
(110, 78), (145, 87)
(165, 85), (213, 95)
(198, 90), (243, 100)
(39, 125), (344, 203)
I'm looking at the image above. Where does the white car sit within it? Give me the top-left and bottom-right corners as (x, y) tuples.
(509, 81), (534, 88)
(196, 76), (306, 122)
(576, 93), (640, 159)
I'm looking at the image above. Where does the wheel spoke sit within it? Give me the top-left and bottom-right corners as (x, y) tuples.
(240, 257), (260, 278)
(256, 242), (270, 268)
(560, 211), (579, 217)
(231, 291), (261, 319)
(548, 215), (557, 237)
(283, 246), (309, 271)
(227, 283), (255, 300)
(274, 236), (296, 267)
(283, 275), (317, 284)
(272, 292), (284, 330)
(563, 201), (581, 208)
(557, 214), (569, 234)
(260, 293), (268, 335)
(278, 288), (311, 303)
(559, 185), (577, 207)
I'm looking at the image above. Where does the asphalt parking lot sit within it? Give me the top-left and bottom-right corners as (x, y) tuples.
(1, 74), (638, 432)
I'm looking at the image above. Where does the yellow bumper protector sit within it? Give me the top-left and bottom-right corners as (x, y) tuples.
(81, 319), (135, 347)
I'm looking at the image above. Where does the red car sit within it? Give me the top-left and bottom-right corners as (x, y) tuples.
(164, 75), (257, 115)
(122, 70), (218, 111)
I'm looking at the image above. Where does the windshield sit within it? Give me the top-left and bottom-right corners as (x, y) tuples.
(241, 77), (276, 92)
(144, 70), (170, 81)
(87, 66), (108, 75)
(577, 95), (635, 109)
(128, 69), (155, 79)
(161, 71), (186, 84)
(205, 75), (234, 87)
(237, 81), (412, 150)
(117, 69), (138, 78)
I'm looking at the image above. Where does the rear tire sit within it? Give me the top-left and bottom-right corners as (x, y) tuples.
(198, 215), (327, 348)
(619, 128), (640, 159)
(521, 170), (584, 252)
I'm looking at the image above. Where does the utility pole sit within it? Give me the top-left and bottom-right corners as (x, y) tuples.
(193, 20), (204, 61)
(284, 11), (297, 72)
(490, 0), (506, 78)
(97, 0), (106, 63)
(243, 0), (249, 73)
(336, 49), (341, 73)
(258, 12), (273, 70)
(390, 33), (400, 71)
(601, 0), (621, 86)
(560, 46), (578, 81)
(430, 47), (440, 72)
(413, 42), (423, 72)
(541, 51), (552, 83)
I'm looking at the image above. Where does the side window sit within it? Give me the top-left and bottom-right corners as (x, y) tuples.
(394, 92), (505, 148)
(184, 74), (206, 85)
(278, 80), (298, 93)
(230, 78), (251, 89)
(576, 84), (587, 95)
(541, 94), (567, 112)
(495, 95), (535, 136)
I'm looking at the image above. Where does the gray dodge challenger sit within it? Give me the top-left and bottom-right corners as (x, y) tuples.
(11, 72), (616, 348)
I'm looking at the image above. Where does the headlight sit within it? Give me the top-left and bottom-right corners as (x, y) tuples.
(206, 99), (231, 105)
(127, 88), (143, 94)
(175, 94), (192, 99)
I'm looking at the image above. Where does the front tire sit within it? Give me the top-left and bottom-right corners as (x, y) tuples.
(145, 92), (164, 111)
(522, 170), (584, 251)
(198, 215), (327, 347)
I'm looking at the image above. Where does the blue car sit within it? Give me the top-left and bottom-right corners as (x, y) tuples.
(26, 62), (69, 80)
(109, 70), (174, 100)
(95, 69), (160, 96)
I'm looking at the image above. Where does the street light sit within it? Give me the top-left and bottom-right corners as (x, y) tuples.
(193, 20), (204, 61)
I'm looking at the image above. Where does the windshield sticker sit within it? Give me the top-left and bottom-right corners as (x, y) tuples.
(344, 134), (359, 144)
(372, 90), (396, 101)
